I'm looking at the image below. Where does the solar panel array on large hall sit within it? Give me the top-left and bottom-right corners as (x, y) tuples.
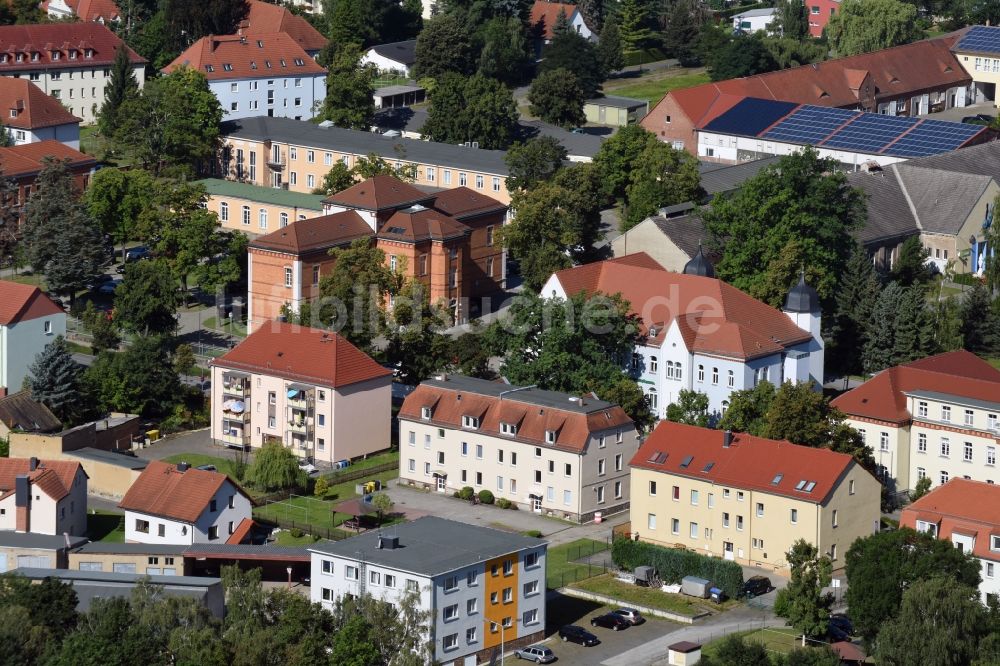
(701, 97), (991, 159)
(955, 25), (1000, 55)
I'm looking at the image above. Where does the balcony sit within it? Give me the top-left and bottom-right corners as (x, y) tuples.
(221, 429), (249, 447)
(290, 436), (312, 451)
(222, 382), (249, 398)
(287, 418), (311, 435)
(267, 152), (286, 171)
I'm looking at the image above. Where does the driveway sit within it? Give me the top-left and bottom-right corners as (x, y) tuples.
(134, 428), (241, 462)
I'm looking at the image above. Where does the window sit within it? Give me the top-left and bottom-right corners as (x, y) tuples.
(756, 502), (764, 517)
(942, 406), (952, 422)
(283, 267), (293, 288)
(880, 432), (889, 452)
(476, 444), (483, 459)
(832, 509), (839, 527)
(689, 522), (698, 538)
(723, 512), (730, 528)
(988, 563), (995, 578)
(671, 518), (680, 534)
(598, 458), (606, 476)
(614, 481), (622, 499)
(790, 508), (798, 523)
(992, 535), (1000, 551)
(467, 597), (478, 613)
(475, 175), (484, 189)
(459, 172), (467, 186)
(258, 208), (268, 229)
(736, 515), (744, 530)
(691, 489), (699, 505)
(565, 463), (572, 477)
(526, 551), (539, 567)
(406, 579), (418, 591)
(307, 174), (315, 188)
(918, 433), (927, 453)
(444, 575), (458, 591)
(712, 367), (719, 384)
(501, 422), (518, 436)
(443, 604), (458, 621)
(941, 438), (951, 457)
(208, 526), (219, 540)
(649, 480), (657, 496)
(941, 470), (950, 485)
(462, 415), (479, 429)
(989, 446), (996, 466)
(727, 370), (735, 387)
(989, 413), (998, 430)
(466, 627), (477, 643)
(917, 466), (926, 480)
(737, 491), (744, 501)
(563, 489), (572, 505)
(918, 401), (928, 418)
(672, 485), (680, 500)
(242, 205), (251, 225)
(597, 486), (605, 503)
(965, 409), (975, 426)
(502, 587), (513, 603)
(849, 479), (856, 495)
(135, 519), (149, 533)
(497, 476), (504, 491)
(752, 538), (764, 550)
(615, 453), (623, 471)
(443, 634), (458, 651)
(698, 365), (704, 382)
(965, 442), (974, 462)
(492, 177), (500, 192)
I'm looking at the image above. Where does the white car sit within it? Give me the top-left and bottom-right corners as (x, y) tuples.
(513, 645), (555, 663)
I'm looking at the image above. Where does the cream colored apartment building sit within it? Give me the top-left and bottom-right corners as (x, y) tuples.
(398, 375), (638, 523)
(198, 178), (324, 235)
(629, 422), (881, 572)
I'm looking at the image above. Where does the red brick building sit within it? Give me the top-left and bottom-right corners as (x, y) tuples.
(807, 0), (840, 37)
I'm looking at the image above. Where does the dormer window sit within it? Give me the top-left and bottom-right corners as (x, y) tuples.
(545, 430), (556, 444)
(205, 64), (214, 72)
(265, 60), (271, 68)
(15, 53), (22, 63)
(421, 407), (432, 420)
(294, 58), (304, 66)
(52, 51), (60, 60)
(917, 520), (939, 537)
(223, 63), (233, 71)
(30, 52), (38, 62)
(69, 50), (76, 59)
(1, 54), (7, 63)
(9, 110), (15, 118)
(250, 61), (257, 70)
(280, 58), (287, 67)
(462, 415), (479, 429)
(501, 422), (518, 436)
(85, 49), (93, 58)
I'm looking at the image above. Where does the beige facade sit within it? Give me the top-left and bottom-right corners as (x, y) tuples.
(68, 549), (190, 575)
(906, 392), (1000, 490)
(921, 179), (998, 275)
(629, 463), (881, 572)
(198, 178), (325, 235)
(954, 50), (1000, 108)
(611, 219), (690, 272)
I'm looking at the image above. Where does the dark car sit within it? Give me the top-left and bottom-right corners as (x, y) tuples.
(124, 246), (151, 263)
(558, 625), (598, 646)
(741, 576), (774, 598)
(962, 114), (994, 125)
(829, 614), (853, 636)
(590, 613), (630, 631)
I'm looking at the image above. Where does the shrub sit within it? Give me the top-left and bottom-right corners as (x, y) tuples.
(523, 530), (544, 538)
(478, 489), (495, 504)
(497, 498), (512, 509)
(314, 477), (330, 498)
(611, 538), (744, 599)
(458, 486), (475, 501)
(289, 527), (303, 538)
(773, 587), (791, 617)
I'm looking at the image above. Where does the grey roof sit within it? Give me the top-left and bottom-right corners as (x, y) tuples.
(67, 447), (147, 470)
(374, 107), (427, 134)
(649, 213), (707, 259)
(847, 168), (916, 243)
(374, 84), (423, 97)
(698, 156), (783, 196)
(0, 532), (88, 550)
(223, 116), (509, 176)
(518, 120), (606, 159)
(0, 391), (61, 433)
(182, 543), (311, 559)
(732, 7), (777, 18)
(369, 39), (417, 66)
(422, 375), (618, 414)
(585, 95), (648, 110)
(893, 165), (992, 234)
(10, 567), (219, 587)
(903, 389), (1000, 411)
(71, 542), (188, 556)
(309, 516), (545, 577)
(784, 274), (821, 313)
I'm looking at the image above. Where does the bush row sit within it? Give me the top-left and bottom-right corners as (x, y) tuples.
(611, 538), (744, 599)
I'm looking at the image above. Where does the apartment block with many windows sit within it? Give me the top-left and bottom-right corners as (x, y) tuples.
(311, 516), (547, 666)
(629, 422), (881, 573)
(398, 375), (639, 523)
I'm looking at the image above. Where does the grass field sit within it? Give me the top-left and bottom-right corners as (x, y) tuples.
(88, 509), (125, 543)
(202, 315), (248, 338)
(569, 574), (705, 616)
(701, 627), (803, 658)
(605, 69), (711, 103)
(546, 538), (609, 589)
(318, 450), (399, 481)
(163, 452), (239, 479)
(274, 530), (323, 546)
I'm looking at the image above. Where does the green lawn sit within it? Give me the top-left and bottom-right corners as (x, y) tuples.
(318, 450), (398, 480)
(202, 315), (248, 338)
(988, 357), (1000, 370)
(701, 627), (802, 658)
(569, 574), (705, 617)
(162, 452), (239, 478)
(546, 538), (609, 589)
(274, 530), (323, 547)
(88, 509), (125, 543)
(605, 69), (711, 104)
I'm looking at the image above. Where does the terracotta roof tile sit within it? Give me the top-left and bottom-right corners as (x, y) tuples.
(530, 1), (581, 39)
(831, 351), (1000, 423)
(630, 421), (858, 504)
(118, 460), (247, 523)
(324, 175), (433, 212)
(226, 517), (256, 544)
(0, 77), (79, 130)
(900, 478), (1000, 562)
(211, 323), (391, 389)
(0, 280), (63, 325)
(378, 206), (470, 243)
(164, 33), (325, 81)
(41, 0), (122, 22)
(0, 23), (144, 71)
(243, 0), (327, 53)
(0, 140), (96, 179)
(0, 458), (83, 500)
(430, 186), (507, 220)
(249, 210), (372, 255)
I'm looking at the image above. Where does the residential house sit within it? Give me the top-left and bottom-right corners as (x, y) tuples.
(209, 323), (392, 464)
(0, 457), (88, 536)
(42, 0), (121, 23)
(831, 350), (1000, 493)
(949, 24), (1000, 107)
(361, 39), (416, 78)
(611, 210), (706, 273)
(807, 0), (840, 37)
(0, 78), (80, 149)
(198, 178), (325, 235)
(0, 280), (66, 396)
(641, 35), (972, 156)
(732, 7), (777, 34)
(530, 1), (593, 42)
(311, 516), (548, 665)
(164, 33), (326, 122)
(0, 23), (146, 123)
(398, 375), (639, 522)
(900, 478), (1000, 602)
(242, 0), (328, 58)
(248, 175), (509, 329)
(118, 460), (254, 545)
(540, 254), (824, 418)
(0, 141), (97, 231)
(629, 421), (881, 572)
(0, 531), (87, 571)
(0, 391), (61, 439)
(218, 116), (512, 204)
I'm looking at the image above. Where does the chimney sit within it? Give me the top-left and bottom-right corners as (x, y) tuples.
(378, 535), (399, 550)
(177, 462), (190, 472)
(29, 457), (38, 471)
(15, 475), (29, 533)
(723, 431), (733, 448)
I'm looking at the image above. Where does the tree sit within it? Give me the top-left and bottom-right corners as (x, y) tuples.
(960, 281), (1000, 356)
(719, 380), (776, 434)
(413, 13), (475, 79)
(707, 32), (780, 81)
(618, 0), (657, 51)
(80, 302), (121, 355)
(762, 36), (827, 70)
(665, 389), (709, 427)
(172, 343), (196, 376)
(623, 140), (702, 230)
(594, 124), (658, 201)
(160, 0), (248, 55)
(705, 149), (865, 307)
(698, 634), (770, 666)
(245, 442), (307, 491)
(25, 337), (86, 423)
(422, 73), (519, 149)
(85, 336), (182, 416)
(370, 491), (393, 524)
(875, 578), (987, 666)
(97, 44), (139, 140)
(597, 16), (625, 75)
(0, 164), (18, 265)
(845, 527), (982, 644)
(313, 476), (329, 498)
(540, 26), (604, 97)
(891, 236), (931, 287)
(663, 0), (703, 66)
(775, 0), (808, 39)
(825, 0), (921, 56)
(478, 16), (532, 85)
(778, 539), (833, 639)
(352, 152), (417, 181)
(527, 68), (586, 129)
(314, 160), (355, 195)
(763, 380), (835, 447)
(317, 238), (397, 352)
(909, 476), (931, 501)
(985, 197), (1000, 294)
(504, 136), (568, 192)
(21, 158), (108, 304)
(862, 282), (935, 374)
(384, 279), (452, 384)
(320, 46), (376, 130)
(831, 247), (881, 376)
(113, 260), (180, 336)
(84, 168), (154, 262)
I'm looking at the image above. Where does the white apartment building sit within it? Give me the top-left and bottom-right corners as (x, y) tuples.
(0, 23), (146, 123)
(311, 516), (547, 666)
(398, 375), (639, 523)
(0, 280), (66, 396)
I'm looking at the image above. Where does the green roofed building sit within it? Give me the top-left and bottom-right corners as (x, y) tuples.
(197, 178), (327, 236)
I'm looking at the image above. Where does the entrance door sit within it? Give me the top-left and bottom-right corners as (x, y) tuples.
(532, 497), (542, 513)
(723, 542), (735, 561)
(436, 476), (446, 492)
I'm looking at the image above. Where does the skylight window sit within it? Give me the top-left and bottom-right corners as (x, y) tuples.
(680, 455), (693, 469)
(795, 480), (807, 491)
(804, 481), (816, 493)
(647, 452), (667, 464)
(205, 64), (214, 72)
(250, 61), (257, 70)
(280, 58), (287, 67)
(223, 63), (233, 71)
(771, 473), (783, 485)
(294, 58), (304, 66)
(702, 462), (715, 473)
(265, 60), (272, 68)
(257, 40), (264, 47)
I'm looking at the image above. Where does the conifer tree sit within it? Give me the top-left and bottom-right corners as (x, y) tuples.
(98, 45), (139, 138)
(597, 16), (624, 76)
(960, 281), (1000, 356)
(26, 336), (85, 423)
(832, 247), (881, 375)
(862, 281), (904, 374)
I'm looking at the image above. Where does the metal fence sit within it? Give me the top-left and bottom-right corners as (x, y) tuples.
(547, 537), (613, 589)
(316, 460), (399, 484)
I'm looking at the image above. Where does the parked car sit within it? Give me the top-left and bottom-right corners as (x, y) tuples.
(558, 625), (598, 646)
(590, 613), (630, 631)
(513, 645), (555, 663)
(124, 246), (151, 263)
(97, 280), (122, 296)
(611, 608), (644, 625)
(196, 464), (217, 472)
(829, 613), (853, 636)
(740, 576), (774, 599)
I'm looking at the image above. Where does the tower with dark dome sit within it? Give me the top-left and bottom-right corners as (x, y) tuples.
(682, 244), (715, 278)
(783, 272), (824, 389)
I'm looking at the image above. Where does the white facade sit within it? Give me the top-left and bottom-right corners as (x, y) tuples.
(697, 130), (910, 168)
(361, 49), (413, 78)
(732, 8), (777, 33)
(212, 74), (326, 122)
(124, 479), (252, 545)
(0, 310), (66, 394)
(0, 467), (87, 536)
(8, 64), (146, 124)
(9, 122), (80, 150)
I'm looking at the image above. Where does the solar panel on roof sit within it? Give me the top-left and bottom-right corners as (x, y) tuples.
(821, 113), (919, 153)
(957, 25), (1000, 55)
(763, 106), (860, 145)
(702, 98), (799, 137)
(884, 119), (984, 158)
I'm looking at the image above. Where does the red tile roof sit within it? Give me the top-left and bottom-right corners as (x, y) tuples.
(324, 175), (433, 212)
(652, 36), (969, 127)
(164, 33), (325, 81)
(378, 205), (470, 243)
(900, 478), (1000, 562)
(226, 517), (256, 544)
(0, 140), (96, 179)
(530, 1), (580, 39)
(0, 280), (63, 325)
(0, 458), (83, 501)
(831, 351), (1000, 424)
(0, 23), (145, 71)
(41, 0), (122, 22)
(243, 0), (327, 54)
(119, 460), (249, 523)
(211, 323), (391, 389)
(630, 421), (858, 504)
(399, 377), (634, 453)
(430, 186), (508, 220)
(0, 77), (79, 130)
(549, 255), (811, 360)
(249, 210), (373, 255)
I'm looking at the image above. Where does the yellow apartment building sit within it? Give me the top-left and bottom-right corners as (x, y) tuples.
(198, 178), (325, 235)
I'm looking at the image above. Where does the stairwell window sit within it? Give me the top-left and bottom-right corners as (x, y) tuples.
(942, 406), (951, 422)
(284, 267), (292, 287)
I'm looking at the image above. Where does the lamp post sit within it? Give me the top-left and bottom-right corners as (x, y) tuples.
(490, 619), (515, 665)
(286, 566), (293, 589)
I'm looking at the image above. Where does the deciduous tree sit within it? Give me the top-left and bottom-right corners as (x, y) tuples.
(478, 16), (532, 85)
(84, 336), (182, 416)
(539, 26), (604, 96)
(245, 442), (307, 491)
(320, 46), (376, 130)
(413, 13), (475, 79)
(825, 0), (921, 56)
(422, 73), (518, 149)
(593, 124), (658, 201)
(707, 32), (779, 81)
(504, 136), (568, 192)
(84, 168), (154, 262)
(623, 140), (702, 230)
(113, 260), (179, 336)
(528, 68), (586, 129)
(665, 389), (709, 427)
(778, 539), (833, 639)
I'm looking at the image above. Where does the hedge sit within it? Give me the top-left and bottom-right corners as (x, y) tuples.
(612, 538), (744, 599)
(622, 48), (668, 67)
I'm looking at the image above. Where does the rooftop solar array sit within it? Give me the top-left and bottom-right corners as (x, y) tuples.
(956, 25), (1000, 55)
(701, 98), (798, 137)
(821, 113), (919, 153)
(887, 119), (986, 157)
(763, 106), (860, 145)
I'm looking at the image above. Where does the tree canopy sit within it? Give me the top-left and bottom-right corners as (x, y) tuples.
(504, 136), (569, 192)
(527, 68), (586, 129)
(776, 540), (833, 639)
(245, 442), (307, 491)
(422, 73), (518, 149)
(825, 0), (922, 56)
(413, 13), (475, 79)
(623, 140), (702, 230)
(26, 336), (88, 424)
(707, 32), (779, 81)
(539, 23), (604, 96)
(320, 46), (376, 130)
(84, 336), (182, 417)
(113, 259), (180, 336)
